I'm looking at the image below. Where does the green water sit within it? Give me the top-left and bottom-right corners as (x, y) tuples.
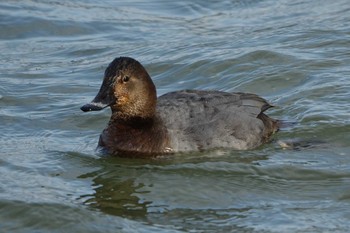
(1, 0), (350, 232)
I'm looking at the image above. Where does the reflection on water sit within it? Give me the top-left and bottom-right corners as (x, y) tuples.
(75, 147), (350, 232)
(83, 172), (148, 218)
(1, 0), (350, 232)
(78, 153), (270, 231)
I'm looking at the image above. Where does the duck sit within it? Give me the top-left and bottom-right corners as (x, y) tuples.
(81, 57), (279, 156)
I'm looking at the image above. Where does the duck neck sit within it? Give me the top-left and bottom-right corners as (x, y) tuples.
(104, 113), (171, 155)
(110, 111), (156, 126)
(110, 113), (155, 128)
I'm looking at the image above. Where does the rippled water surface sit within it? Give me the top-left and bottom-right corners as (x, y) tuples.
(1, 0), (350, 232)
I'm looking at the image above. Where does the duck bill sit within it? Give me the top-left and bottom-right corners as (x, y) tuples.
(80, 100), (109, 112)
(81, 89), (113, 112)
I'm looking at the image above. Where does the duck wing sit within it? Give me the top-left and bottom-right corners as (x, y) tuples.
(156, 90), (277, 151)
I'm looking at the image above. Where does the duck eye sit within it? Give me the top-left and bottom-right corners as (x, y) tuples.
(123, 76), (130, 83)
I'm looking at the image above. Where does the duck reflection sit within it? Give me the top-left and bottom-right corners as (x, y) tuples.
(85, 178), (149, 218)
(79, 158), (154, 218)
(78, 151), (270, 220)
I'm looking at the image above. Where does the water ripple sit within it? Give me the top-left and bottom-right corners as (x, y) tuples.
(1, 0), (350, 232)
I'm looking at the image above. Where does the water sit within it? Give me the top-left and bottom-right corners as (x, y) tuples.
(1, 0), (350, 232)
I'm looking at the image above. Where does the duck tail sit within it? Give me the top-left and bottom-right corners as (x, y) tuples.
(257, 113), (279, 133)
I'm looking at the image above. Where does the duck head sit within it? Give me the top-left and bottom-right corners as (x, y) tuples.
(81, 57), (157, 119)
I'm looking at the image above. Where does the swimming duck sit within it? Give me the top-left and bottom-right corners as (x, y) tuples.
(81, 57), (279, 156)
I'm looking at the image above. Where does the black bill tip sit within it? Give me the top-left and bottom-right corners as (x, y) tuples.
(80, 102), (107, 112)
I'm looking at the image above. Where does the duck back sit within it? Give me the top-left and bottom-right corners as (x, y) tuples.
(157, 90), (278, 151)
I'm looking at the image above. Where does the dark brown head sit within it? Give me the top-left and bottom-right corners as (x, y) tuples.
(81, 57), (157, 119)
